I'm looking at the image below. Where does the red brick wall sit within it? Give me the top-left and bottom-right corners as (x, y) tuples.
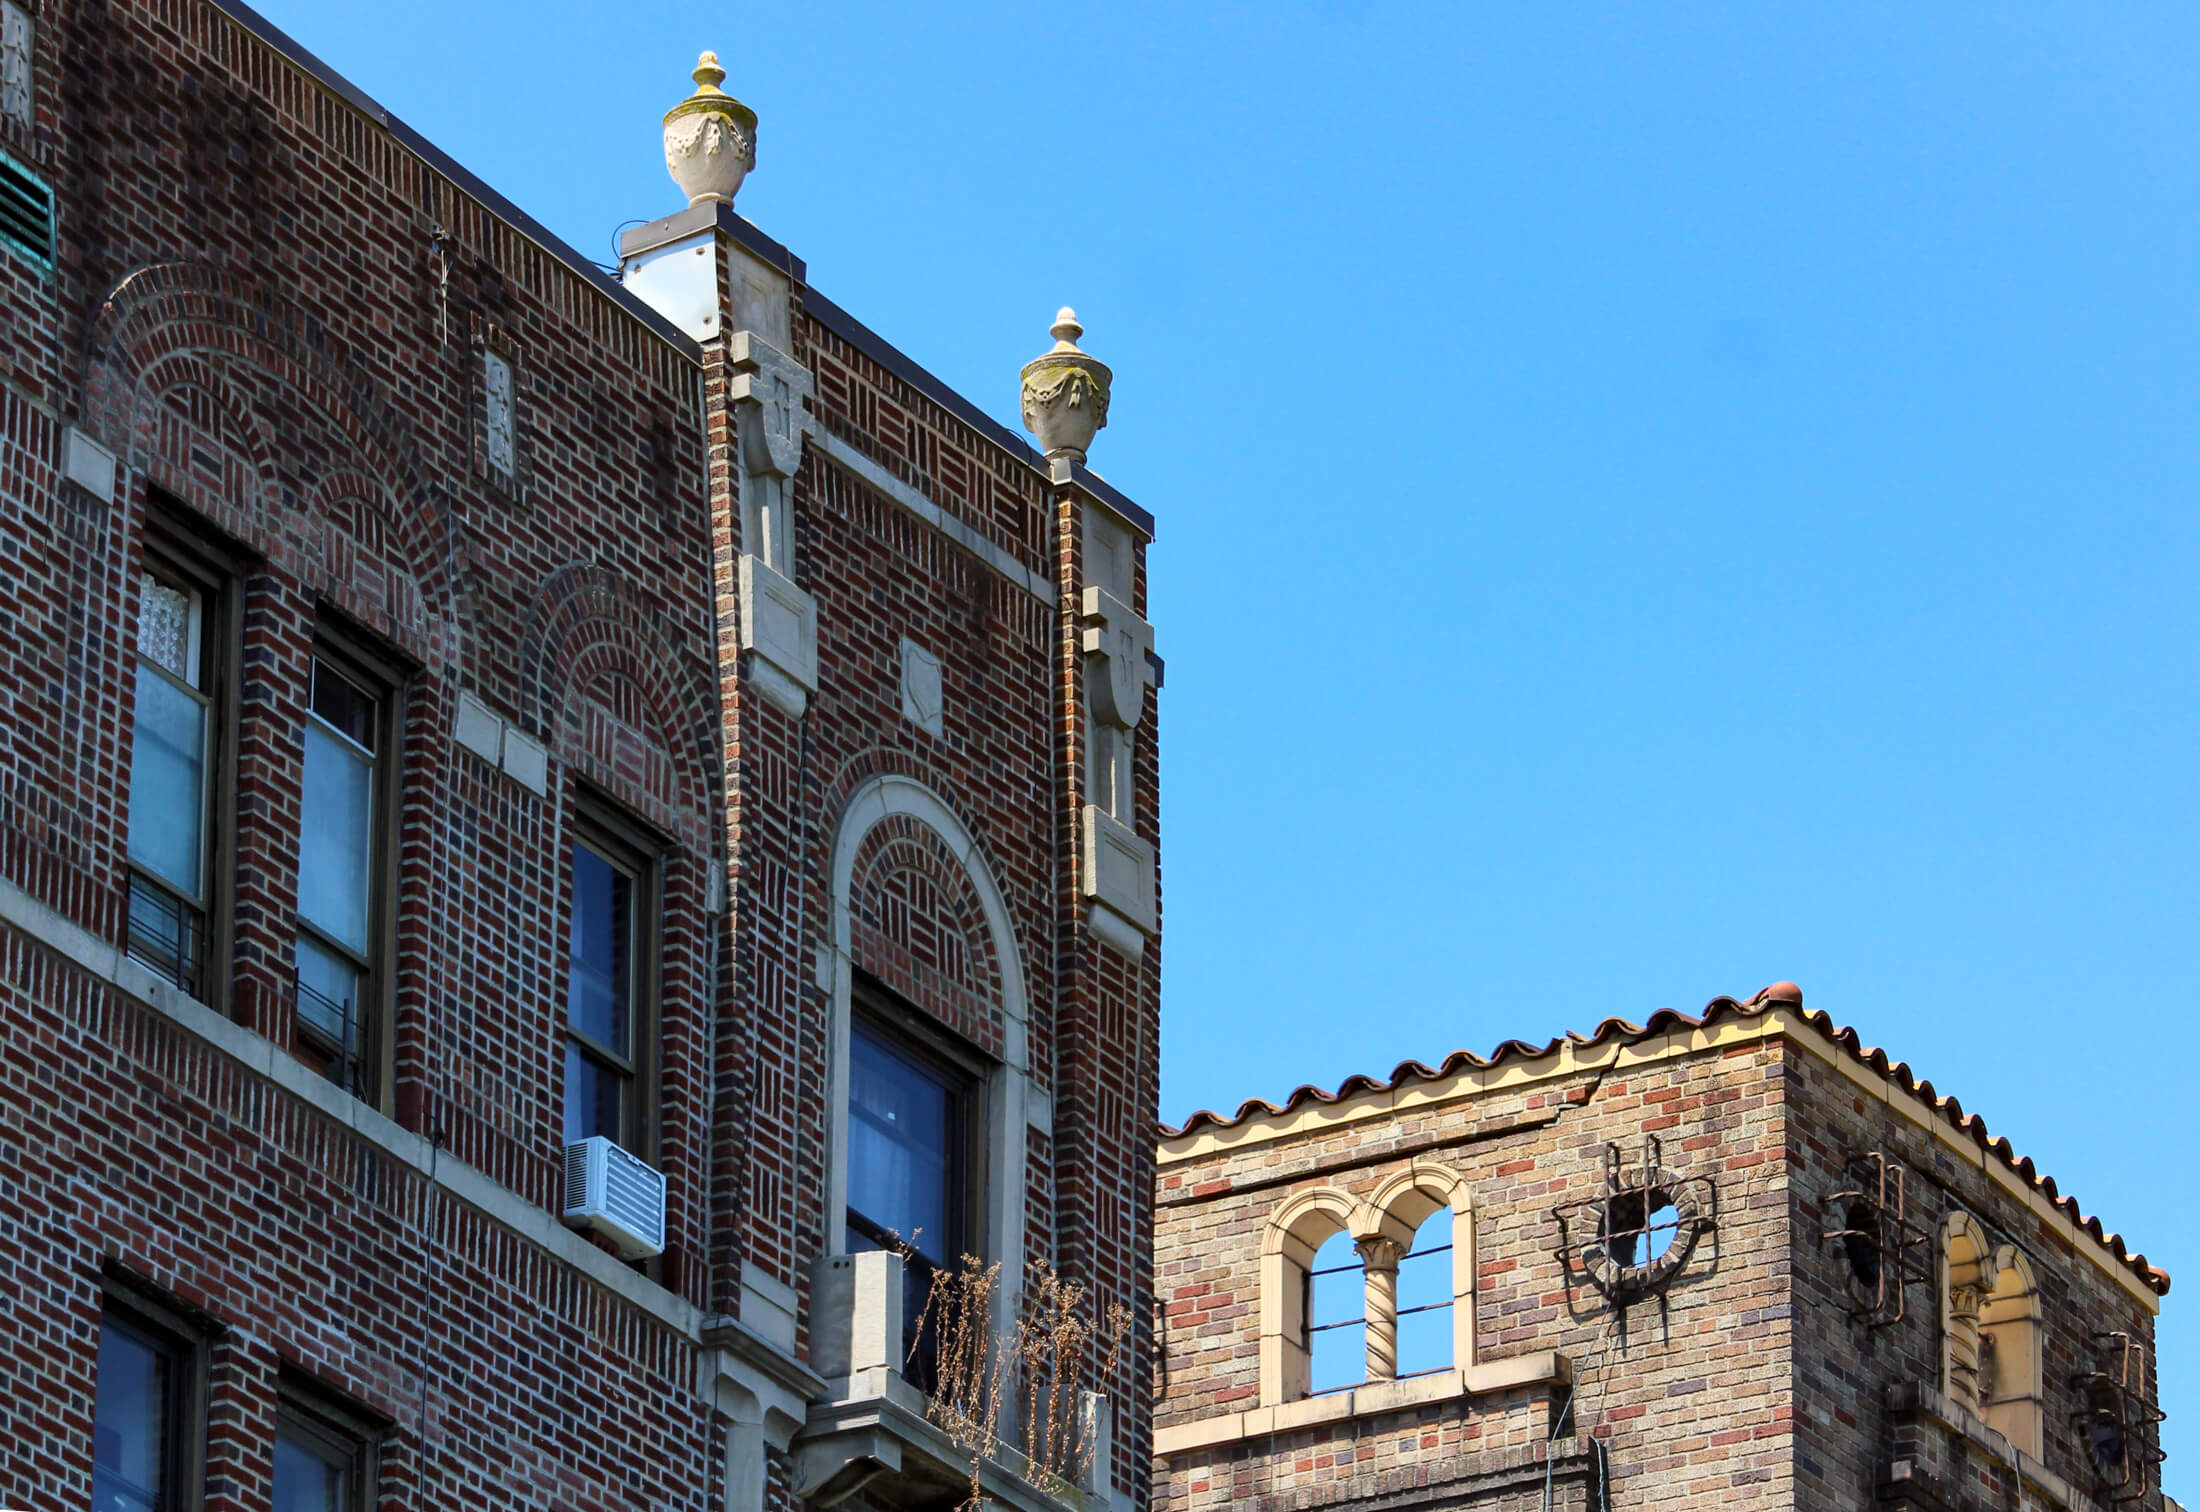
(0, 0), (1164, 1506)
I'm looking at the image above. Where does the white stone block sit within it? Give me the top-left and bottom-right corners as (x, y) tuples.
(452, 692), (503, 765)
(62, 426), (116, 504)
(1080, 585), (1153, 731)
(738, 553), (818, 718)
(809, 1250), (904, 1382)
(1082, 805), (1156, 946)
(899, 638), (943, 738)
(501, 727), (549, 796)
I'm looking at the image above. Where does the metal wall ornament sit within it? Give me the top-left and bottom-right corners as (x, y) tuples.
(1820, 1150), (1933, 1328)
(1552, 1135), (1717, 1302)
(2072, 1331), (2167, 1503)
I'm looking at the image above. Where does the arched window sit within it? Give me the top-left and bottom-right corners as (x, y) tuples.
(1259, 1188), (1366, 1404)
(1940, 1214), (2045, 1459)
(1364, 1165), (1477, 1381)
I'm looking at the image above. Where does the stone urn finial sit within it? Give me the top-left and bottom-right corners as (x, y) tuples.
(1021, 306), (1112, 462)
(664, 50), (757, 209)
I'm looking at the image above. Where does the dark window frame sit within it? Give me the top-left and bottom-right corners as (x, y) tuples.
(293, 621), (406, 1109)
(844, 979), (988, 1394)
(561, 794), (662, 1160)
(94, 1278), (209, 1512)
(125, 498), (246, 1009)
(844, 976), (985, 1268)
(273, 1374), (380, 1512)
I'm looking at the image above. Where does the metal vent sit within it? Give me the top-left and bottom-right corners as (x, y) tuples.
(0, 147), (51, 272)
(562, 1135), (667, 1260)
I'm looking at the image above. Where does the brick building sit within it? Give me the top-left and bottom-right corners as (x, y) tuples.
(1151, 985), (2172, 1512)
(0, 3), (1161, 1509)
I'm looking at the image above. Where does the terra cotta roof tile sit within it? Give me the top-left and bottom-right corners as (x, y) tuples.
(1162, 982), (2168, 1295)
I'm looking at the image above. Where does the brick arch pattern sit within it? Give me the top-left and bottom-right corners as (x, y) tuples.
(516, 562), (718, 845)
(82, 260), (464, 670)
(846, 816), (1005, 1059)
(819, 744), (1036, 1013)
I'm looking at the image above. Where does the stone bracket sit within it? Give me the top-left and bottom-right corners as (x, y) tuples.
(738, 553), (818, 719)
(1080, 586), (1153, 731)
(1082, 805), (1156, 957)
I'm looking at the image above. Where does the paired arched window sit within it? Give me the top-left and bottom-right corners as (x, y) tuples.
(1260, 1167), (1476, 1403)
(1941, 1212), (2044, 1458)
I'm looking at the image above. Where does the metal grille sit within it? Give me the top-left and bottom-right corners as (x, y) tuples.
(294, 971), (362, 1097)
(1551, 1134), (1716, 1302)
(125, 876), (204, 999)
(1820, 1150), (1933, 1327)
(0, 146), (52, 272)
(2072, 1331), (2166, 1502)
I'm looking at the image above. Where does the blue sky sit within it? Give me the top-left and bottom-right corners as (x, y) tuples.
(265, 0), (2199, 1472)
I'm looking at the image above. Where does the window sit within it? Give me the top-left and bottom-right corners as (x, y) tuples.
(92, 1297), (202, 1512)
(126, 525), (235, 1001)
(1393, 1207), (1455, 1378)
(1304, 1230), (1364, 1395)
(563, 810), (657, 1152)
(295, 647), (394, 1098)
(272, 1386), (376, 1512)
(845, 991), (980, 1387)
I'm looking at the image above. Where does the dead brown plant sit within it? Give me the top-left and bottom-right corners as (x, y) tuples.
(905, 1248), (1132, 1510)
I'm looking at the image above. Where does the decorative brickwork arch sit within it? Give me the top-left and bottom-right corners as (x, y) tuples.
(82, 262), (465, 670)
(516, 562), (719, 844)
(823, 773), (1035, 1325)
(845, 815), (1006, 1060)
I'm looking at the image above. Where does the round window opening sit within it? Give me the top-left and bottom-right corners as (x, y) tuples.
(1601, 1189), (1680, 1270)
(1587, 1179), (1701, 1298)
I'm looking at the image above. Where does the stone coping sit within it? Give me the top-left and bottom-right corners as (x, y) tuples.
(1152, 1352), (1570, 1456)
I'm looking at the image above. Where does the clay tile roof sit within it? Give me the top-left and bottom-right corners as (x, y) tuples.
(1161, 981), (2168, 1296)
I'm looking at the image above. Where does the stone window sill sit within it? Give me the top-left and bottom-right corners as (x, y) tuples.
(1153, 1352), (1571, 1456)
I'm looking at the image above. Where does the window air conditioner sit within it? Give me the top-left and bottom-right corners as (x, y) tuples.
(562, 1136), (667, 1259)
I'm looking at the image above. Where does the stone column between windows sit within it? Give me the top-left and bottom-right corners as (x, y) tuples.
(1357, 1236), (1405, 1383)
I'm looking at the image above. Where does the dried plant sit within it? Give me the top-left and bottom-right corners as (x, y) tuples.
(904, 1248), (1132, 1510)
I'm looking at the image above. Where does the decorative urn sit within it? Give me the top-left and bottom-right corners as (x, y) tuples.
(663, 52), (756, 208)
(1020, 308), (1112, 462)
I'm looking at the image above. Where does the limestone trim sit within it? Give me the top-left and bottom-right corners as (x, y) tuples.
(1160, 1005), (2164, 1311)
(1154, 1352), (1572, 1457)
(810, 426), (1056, 606)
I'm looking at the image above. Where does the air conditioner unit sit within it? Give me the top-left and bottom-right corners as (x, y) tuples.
(562, 1136), (667, 1260)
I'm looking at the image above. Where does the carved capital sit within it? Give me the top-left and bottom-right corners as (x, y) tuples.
(1355, 1237), (1407, 1273)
